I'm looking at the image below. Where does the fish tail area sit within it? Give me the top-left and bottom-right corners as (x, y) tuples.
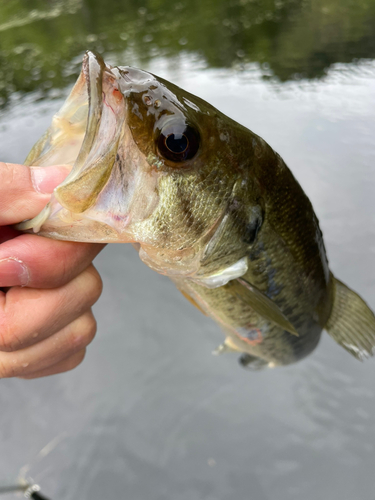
(325, 276), (375, 360)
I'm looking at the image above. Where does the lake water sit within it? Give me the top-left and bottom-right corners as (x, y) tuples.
(1, 1), (375, 499)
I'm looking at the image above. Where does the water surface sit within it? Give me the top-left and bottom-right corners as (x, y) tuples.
(0, 1), (375, 499)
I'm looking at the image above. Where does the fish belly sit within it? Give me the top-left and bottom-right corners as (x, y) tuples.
(174, 278), (322, 367)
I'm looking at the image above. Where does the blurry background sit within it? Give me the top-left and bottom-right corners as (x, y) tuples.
(1, 1), (375, 499)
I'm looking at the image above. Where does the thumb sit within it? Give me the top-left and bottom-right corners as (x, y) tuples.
(30, 165), (71, 194)
(0, 162), (70, 226)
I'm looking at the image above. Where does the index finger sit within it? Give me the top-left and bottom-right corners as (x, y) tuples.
(0, 233), (105, 288)
(0, 162), (70, 225)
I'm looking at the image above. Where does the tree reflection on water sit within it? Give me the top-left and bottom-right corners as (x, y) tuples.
(0, 0), (374, 108)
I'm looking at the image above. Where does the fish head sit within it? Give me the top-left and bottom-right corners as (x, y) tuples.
(19, 52), (262, 279)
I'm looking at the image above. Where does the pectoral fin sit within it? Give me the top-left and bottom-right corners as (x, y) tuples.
(325, 276), (375, 360)
(232, 278), (299, 336)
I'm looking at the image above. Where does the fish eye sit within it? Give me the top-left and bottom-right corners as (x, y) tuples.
(157, 124), (200, 163)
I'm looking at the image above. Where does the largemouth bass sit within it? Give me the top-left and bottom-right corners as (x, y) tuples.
(17, 51), (375, 369)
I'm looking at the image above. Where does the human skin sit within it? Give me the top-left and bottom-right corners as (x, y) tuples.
(0, 162), (105, 379)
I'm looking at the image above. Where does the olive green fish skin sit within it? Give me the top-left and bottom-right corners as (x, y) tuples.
(121, 69), (253, 264)
(123, 78), (334, 365)
(172, 146), (334, 366)
(20, 52), (375, 367)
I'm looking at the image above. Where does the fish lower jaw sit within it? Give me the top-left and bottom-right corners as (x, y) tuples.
(33, 221), (135, 243)
(17, 196), (135, 243)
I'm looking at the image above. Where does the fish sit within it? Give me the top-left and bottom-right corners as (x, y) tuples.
(16, 51), (375, 369)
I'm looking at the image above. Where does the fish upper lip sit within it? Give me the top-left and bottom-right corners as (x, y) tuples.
(53, 51), (126, 215)
(16, 51), (128, 235)
(67, 51), (106, 180)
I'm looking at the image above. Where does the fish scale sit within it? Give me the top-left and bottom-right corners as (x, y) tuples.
(16, 51), (375, 369)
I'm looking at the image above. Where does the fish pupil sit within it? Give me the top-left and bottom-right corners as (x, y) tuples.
(165, 133), (188, 154)
(157, 124), (200, 163)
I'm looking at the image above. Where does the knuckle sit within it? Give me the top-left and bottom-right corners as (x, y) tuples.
(0, 316), (23, 353)
(0, 356), (19, 378)
(0, 162), (15, 187)
(56, 348), (87, 374)
(75, 312), (97, 347)
(84, 314), (97, 345)
(68, 349), (86, 370)
(0, 357), (8, 378)
(67, 265), (103, 314)
(83, 266), (103, 306)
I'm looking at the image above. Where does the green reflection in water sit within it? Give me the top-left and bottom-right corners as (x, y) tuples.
(0, 0), (374, 108)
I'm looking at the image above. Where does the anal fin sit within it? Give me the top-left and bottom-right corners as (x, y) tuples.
(325, 275), (375, 360)
(212, 336), (241, 355)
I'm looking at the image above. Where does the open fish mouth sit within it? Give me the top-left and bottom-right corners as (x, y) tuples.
(17, 51), (131, 242)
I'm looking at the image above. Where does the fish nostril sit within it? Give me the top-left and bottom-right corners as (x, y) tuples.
(143, 95), (153, 106)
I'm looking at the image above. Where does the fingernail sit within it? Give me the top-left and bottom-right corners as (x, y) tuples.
(30, 165), (71, 194)
(0, 258), (29, 287)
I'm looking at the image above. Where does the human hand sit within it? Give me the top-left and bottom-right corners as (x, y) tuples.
(0, 162), (105, 379)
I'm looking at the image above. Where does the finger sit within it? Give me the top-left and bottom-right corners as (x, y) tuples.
(18, 349), (86, 379)
(0, 233), (105, 288)
(0, 310), (96, 378)
(0, 265), (102, 352)
(0, 226), (21, 244)
(0, 162), (70, 225)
